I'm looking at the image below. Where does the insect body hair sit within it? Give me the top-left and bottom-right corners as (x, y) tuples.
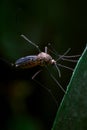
(37, 52), (56, 66)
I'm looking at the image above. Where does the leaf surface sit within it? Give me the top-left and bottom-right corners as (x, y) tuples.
(52, 46), (87, 130)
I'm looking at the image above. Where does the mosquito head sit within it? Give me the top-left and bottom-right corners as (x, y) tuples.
(50, 59), (56, 64)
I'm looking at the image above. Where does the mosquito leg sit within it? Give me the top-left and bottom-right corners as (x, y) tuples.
(56, 48), (71, 61)
(59, 54), (81, 58)
(47, 48), (59, 57)
(45, 66), (66, 93)
(57, 63), (73, 71)
(47, 43), (59, 56)
(50, 72), (66, 93)
(32, 70), (42, 79)
(60, 58), (78, 63)
(21, 34), (41, 52)
(45, 46), (48, 53)
(32, 78), (58, 106)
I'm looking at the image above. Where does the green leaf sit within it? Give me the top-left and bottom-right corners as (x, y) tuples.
(52, 46), (87, 130)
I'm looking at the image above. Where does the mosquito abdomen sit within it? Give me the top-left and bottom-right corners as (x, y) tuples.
(15, 55), (40, 68)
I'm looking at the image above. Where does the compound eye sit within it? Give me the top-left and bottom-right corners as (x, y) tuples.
(51, 59), (56, 64)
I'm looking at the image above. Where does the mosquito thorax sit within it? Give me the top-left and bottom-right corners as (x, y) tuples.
(37, 52), (55, 65)
(37, 52), (51, 59)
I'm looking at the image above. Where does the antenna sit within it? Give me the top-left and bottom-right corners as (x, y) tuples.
(21, 34), (41, 52)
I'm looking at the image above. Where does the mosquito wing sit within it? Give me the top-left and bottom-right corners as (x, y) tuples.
(15, 55), (40, 68)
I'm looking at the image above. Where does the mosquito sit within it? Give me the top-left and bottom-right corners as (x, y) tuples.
(15, 35), (80, 94)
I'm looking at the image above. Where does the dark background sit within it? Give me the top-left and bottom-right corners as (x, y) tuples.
(0, 0), (87, 130)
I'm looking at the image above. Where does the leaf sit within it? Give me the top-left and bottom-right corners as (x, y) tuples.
(52, 46), (87, 130)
